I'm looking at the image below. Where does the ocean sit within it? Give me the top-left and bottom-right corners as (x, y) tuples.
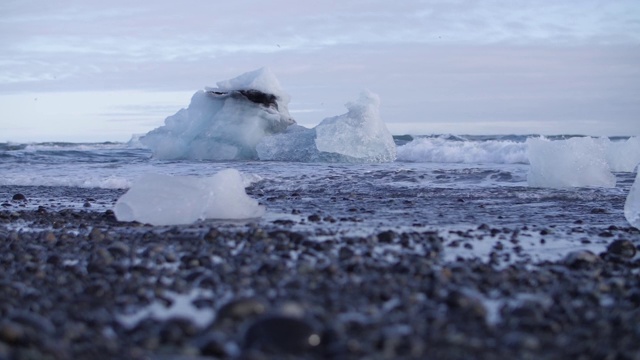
(1, 134), (636, 265)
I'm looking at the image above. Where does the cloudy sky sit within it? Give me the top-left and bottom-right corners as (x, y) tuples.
(1, 0), (639, 142)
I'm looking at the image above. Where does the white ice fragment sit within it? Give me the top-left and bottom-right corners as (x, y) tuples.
(625, 171), (640, 229)
(314, 90), (396, 162)
(606, 137), (640, 172)
(256, 91), (396, 162)
(526, 137), (616, 188)
(113, 169), (264, 226)
(256, 124), (321, 162)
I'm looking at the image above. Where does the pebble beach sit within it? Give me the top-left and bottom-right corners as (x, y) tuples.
(1, 175), (639, 359)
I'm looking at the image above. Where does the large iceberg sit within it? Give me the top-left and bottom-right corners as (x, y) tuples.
(140, 68), (396, 162)
(114, 169), (265, 226)
(625, 171), (640, 229)
(141, 68), (295, 160)
(257, 91), (396, 162)
(526, 136), (616, 188)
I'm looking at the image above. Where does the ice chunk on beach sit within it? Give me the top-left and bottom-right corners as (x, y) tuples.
(526, 137), (616, 188)
(113, 169), (264, 225)
(140, 67), (295, 160)
(625, 171), (640, 229)
(606, 137), (640, 172)
(256, 91), (396, 162)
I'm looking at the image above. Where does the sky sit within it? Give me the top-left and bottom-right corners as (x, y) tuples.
(1, 0), (639, 142)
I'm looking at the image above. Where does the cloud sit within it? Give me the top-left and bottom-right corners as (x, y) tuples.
(0, 0), (638, 140)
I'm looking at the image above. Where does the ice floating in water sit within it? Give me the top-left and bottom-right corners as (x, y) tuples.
(526, 137), (616, 188)
(625, 171), (640, 229)
(257, 90), (396, 162)
(141, 67), (295, 160)
(140, 67), (395, 162)
(113, 169), (264, 225)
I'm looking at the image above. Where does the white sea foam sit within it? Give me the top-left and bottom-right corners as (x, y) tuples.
(117, 289), (216, 329)
(397, 135), (639, 174)
(396, 136), (527, 164)
(0, 173), (132, 189)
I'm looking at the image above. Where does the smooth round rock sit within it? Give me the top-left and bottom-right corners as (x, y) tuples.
(606, 240), (636, 259)
(243, 315), (322, 354)
(216, 298), (267, 324)
(563, 250), (600, 268)
(11, 194), (26, 201)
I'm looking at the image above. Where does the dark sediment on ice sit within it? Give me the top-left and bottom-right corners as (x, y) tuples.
(1, 203), (640, 360)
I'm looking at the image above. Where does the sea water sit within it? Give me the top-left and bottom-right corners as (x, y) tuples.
(0, 135), (637, 264)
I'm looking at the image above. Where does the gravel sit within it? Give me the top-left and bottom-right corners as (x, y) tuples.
(1, 204), (640, 359)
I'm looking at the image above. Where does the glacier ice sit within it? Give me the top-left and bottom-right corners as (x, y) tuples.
(139, 67), (395, 163)
(526, 136), (616, 188)
(625, 171), (640, 229)
(141, 67), (295, 160)
(606, 137), (640, 172)
(113, 169), (264, 225)
(314, 91), (396, 162)
(256, 91), (396, 162)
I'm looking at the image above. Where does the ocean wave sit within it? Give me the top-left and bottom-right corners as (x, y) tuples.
(397, 135), (639, 172)
(0, 173), (132, 189)
(396, 136), (528, 164)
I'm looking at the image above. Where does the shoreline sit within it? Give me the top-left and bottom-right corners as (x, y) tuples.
(1, 204), (639, 359)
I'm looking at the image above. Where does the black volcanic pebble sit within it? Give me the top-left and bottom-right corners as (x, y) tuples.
(243, 315), (322, 355)
(606, 240), (637, 259)
(11, 194), (26, 201)
(216, 298), (267, 325)
(563, 250), (600, 268)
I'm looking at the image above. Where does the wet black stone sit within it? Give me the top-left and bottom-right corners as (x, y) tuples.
(159, 318), (199, 344)
(606, 239), (636, 259)
(563, 250), (600, 269)
(377, 230), (395, 243)
(11, 194), (26, 201)
(243, 316), (322, 355)
(197, 333), (228, 357)
(339, 246), (355, 260)
(216, 298), (267, 325)
(0, 321), (26, 344)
